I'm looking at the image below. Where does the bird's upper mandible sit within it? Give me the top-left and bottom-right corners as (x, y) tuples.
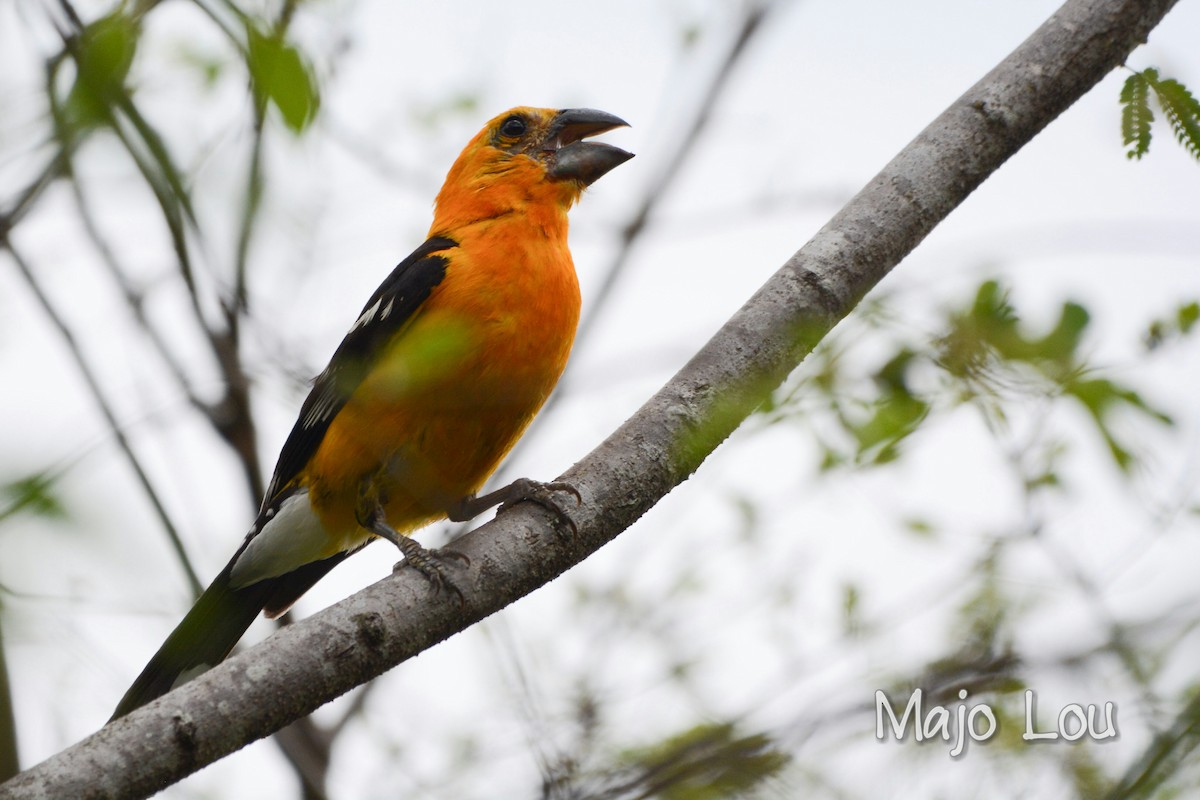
(432, 106), (633, 229)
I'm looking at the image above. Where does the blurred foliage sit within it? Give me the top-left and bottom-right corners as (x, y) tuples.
(48, 6), (198, 263)
(840, 582), (863, 639)
(605, 723), (790, 800)
(1104, 688), (1200, 800)
(0, 473), (66, 527)
(62, 10), (140, 130)
(766, 278), (1177, 480)
(413, 92), (483, 129)
(246, 21), (320, 133)
(1144, 300), (1200, 350)
(743, 281), (1199, 796)
(174, 41), (229, 89)
(1120, 68), (1200, 161)
(952, 546), (1012, 654)
(592, 259), (1200, 799)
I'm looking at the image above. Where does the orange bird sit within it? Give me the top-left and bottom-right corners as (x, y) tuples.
(111, 107), (632, 719)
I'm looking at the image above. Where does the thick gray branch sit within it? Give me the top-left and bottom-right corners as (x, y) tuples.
(0, 0), (1181, 796)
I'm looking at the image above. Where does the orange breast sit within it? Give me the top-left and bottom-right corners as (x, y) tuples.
(304, 211), (581, 547)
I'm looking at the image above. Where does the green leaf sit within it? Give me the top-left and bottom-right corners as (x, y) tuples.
(1145, 301), (1199, 350)
(1068, 378), (1172, 426)
(619, 723), (789, 800)
(1122, 67), (1200, 162)
(939, 280), (1092, 385)
(971, 279), (1018, 328)
(0, 473), (67, 525)
(850, 392), (929, 465)
(1034, 302), (1089, 365)
(1148, 73), (1200, 161)
(1179, 302), (1200, 334)
(64, 11), (140, 129)
(1065, 377), (1173, 472)
(246, 24), (320, 133)
(1120, 71), (1153, 160)
(938, 279), (1019, 379)
(1026, 470), (1061, 491)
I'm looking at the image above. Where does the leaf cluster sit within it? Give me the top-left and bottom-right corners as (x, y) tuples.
(1120, 67), (1200, 161)
(768, 279), (1177, 477)
(603, 723), (790, 800)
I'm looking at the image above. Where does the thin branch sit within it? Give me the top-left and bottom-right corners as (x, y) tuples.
(270, 720), (331, 800)
(53, 0), (266, 505)
(64, 167), (208, 415)
(105, 101), (204, 313)
(49, 5), (207, 336)
(116, 89), (266, 508)
(184, 0), (246, 46)
(0, 0), (1182, 795)
(0, 617), (18, 782)
(215, 1), (310, 506)
(1104, 690), (1200, 800)
(0, 238), (203, 597)
(231, 102), (266, 317)
(0, 152), (67, 243)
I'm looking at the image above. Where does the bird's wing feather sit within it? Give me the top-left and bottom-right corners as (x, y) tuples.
(261, 236), (457, 512)
(109, 237), (457, 720)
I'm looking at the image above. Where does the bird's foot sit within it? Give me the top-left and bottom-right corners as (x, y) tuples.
(451, 478), (581, 536)
(498, 478), (581, 536)
(359, 501), (470, 602)
(389, 535), (470, 603)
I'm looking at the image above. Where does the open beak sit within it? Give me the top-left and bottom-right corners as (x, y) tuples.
(544, 108), (634, 186)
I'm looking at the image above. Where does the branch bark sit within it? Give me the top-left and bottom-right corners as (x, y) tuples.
(0, 0), (1182, 796)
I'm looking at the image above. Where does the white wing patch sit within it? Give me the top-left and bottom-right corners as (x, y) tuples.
(351, 297), (383, 331)
(302, 381), (340, 429)
(171, 664), (214, 692)
(229, 492), (332, 588)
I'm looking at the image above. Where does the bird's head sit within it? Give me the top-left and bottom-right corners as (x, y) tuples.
(433, 106), (632, 230)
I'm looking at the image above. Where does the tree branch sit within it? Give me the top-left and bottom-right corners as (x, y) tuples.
(0, 0), (1182, 796)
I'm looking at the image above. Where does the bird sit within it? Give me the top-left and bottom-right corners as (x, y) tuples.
(110, 106), (633, 720)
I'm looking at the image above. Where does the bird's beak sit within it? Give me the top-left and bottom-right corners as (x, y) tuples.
(544, 108), (634, 185)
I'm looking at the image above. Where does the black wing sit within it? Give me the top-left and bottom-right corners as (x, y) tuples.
(260, 235), (457, 511)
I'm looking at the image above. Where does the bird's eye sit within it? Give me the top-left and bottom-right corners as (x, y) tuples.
(499, 115), (527, 138)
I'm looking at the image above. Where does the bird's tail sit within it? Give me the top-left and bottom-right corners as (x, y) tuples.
(110, 552), (350, 720)
(109, 561), (266, 720)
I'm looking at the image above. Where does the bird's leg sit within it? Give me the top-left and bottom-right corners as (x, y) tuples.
(356, 485), (469, 601)
(449, 478), (581, 535)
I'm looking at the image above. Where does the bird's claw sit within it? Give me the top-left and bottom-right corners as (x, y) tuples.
(392, 538), (469, 605)
(498, 478), (581, 536)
